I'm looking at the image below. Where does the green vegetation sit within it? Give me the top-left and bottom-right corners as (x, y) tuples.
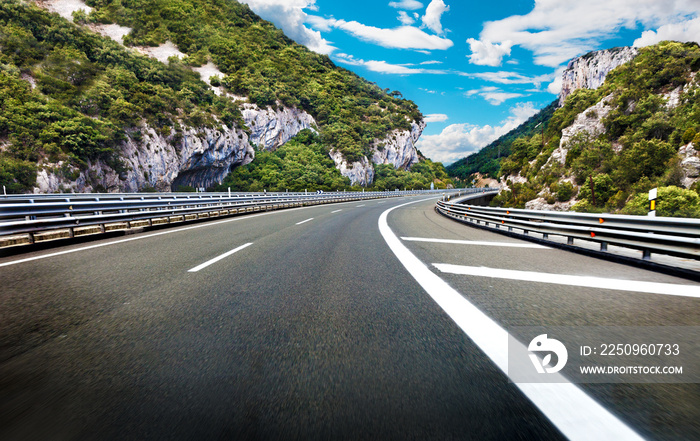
(621, 186), (700, 217)
(0, 0), (244, 191)
(84, 0), (421, 163)
(372, 158), (451, 191)
(446, 101), (558, 179)
(211, 130), (351, 192)
(0, 0), (439, 193)
(461, 41), (700, 217)
(210, 130), (450, 192)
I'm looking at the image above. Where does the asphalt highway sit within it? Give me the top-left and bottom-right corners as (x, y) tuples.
(0, 196), (698, 440)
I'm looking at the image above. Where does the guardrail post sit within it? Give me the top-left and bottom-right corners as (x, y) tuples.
(600, 242), (608, 252)
(567, 237), (574, 245)
(643, 250), (652, 260)
(542, 233), (548, 239)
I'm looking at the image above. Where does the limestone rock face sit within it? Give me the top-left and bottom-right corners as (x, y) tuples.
(33, 102), (320, 193)
(548, 93), (615, 166)
(35, 124), (255, 193)
(680, 143), (700, 187)
(332, 120), (424, 186)
(559, 47), (638, 106)
(329, 151), (375, 187)
(371, 120), (424, 169)
(525, 197), (575, 212)
(241, 103), (317, 151)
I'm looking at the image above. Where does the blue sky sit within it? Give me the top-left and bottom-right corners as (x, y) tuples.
(240, 0), (700, 164)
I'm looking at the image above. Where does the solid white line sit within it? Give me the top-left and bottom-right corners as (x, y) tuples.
(434, 264), (700, 298)
(331, 209), (343, 213)
(378, 199), (643, 441)
(296, 218), (314, 225)
(188, 243), (253, 273)
(402, 237), (549, 249)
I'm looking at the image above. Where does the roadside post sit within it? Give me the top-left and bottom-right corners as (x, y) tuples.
(649, 188), (657, 217)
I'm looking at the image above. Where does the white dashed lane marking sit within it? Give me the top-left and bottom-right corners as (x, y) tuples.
(188, 243), (253, 273)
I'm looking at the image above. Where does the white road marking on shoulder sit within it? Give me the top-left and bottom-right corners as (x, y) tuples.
(296, 218), (314, 225)
(379, 199), (643, 441)
(188, 243), (253, 273)
(402, 237), (549, 249)
(433, 264), (700, 298)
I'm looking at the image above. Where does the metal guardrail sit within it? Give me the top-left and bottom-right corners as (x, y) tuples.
(436, 193), (700, 261)
(0, 189), (460, 247)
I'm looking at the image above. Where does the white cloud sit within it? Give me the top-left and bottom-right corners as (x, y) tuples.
(334, 53), (448, 74)
(634, 16), (700, 47)
(470, 0), (700, 67)
(466, 38), (513, 66)
(424, 113), (449, 122)
(466, 86), (525, 105)
(416, 103), (538, 163)
(312, 18), (453, 50)
(546, 67), (566, 94)
(239, 0), (334, 54)
(422, 0), (450, 35)
(461, 70), (553, 86)
(389, 0), (424, 10)
(397, 11), (416, 25)
(420, 60), (443, 65)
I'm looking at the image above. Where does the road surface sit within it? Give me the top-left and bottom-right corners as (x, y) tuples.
(1, 196), (698, 440)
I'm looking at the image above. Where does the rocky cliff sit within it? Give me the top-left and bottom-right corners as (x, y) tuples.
(559, 47), (638, 106)
(35, 104), (317, 193)
(241, 104), (317, 151)
(331, 120), (425, 186)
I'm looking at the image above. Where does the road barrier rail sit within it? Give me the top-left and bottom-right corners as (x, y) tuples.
(0, 190), (458, 247)
(437, 193), (700, 261)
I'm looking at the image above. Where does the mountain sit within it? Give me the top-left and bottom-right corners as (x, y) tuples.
(449, 41), (700, 217)
(0, 0), (445, 193)
(446, 101), (558, 180)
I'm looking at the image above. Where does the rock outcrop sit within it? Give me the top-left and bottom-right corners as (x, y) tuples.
(241, 104), (317, 150)
(559, 47), (638, 106)
(371, 120), (424, 169)
(548, 93), (615, 167)
(329, 151), (375, 187)
(332, 120), (425, 186)
(679, 142), (700, 188)
(36, 124), (255, 193)
(33, 101), (319, 192)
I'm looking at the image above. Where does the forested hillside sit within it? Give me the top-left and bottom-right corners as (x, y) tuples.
(456, 41), (700, 217)
(446, 101), (558, 179)
(210, 129), (451, 192)
(0, 0), (444, 193)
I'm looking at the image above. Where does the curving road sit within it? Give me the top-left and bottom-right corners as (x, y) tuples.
(0, 196), (698, 440)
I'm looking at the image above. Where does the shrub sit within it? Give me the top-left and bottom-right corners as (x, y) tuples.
(621, 186), (700, 218)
